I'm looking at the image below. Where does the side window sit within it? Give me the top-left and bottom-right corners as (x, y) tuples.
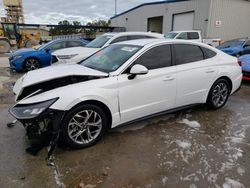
(201, 47), (217, 59)
(174, 44), (204, 65)
(188, 32), (199, 40)
(135, 45), (172, 70)
(176, 32), (188, 40)
(67, 41), (85, 48)
(49, 42), (67, 51)
(110, 36), (128, 44)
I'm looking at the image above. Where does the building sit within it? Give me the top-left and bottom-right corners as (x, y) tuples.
(110, 0), (250, 41)
(3, 0), (24, 24)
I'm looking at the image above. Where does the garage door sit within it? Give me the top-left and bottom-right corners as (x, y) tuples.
(173, 12), (194, 31)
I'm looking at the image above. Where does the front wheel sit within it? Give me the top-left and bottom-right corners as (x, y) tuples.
(24, 58), (40, 71)
(61, 104), (108, 149)
(206, 79), (231, 110)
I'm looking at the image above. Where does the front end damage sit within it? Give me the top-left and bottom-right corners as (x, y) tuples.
(9, 98), (65, 157)
(9, 65), (109, 157)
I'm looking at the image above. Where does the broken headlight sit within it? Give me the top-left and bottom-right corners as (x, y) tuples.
(9, 98), (58, 120)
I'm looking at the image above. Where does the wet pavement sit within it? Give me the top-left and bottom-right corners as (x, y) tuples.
(0, 56), (250, 188)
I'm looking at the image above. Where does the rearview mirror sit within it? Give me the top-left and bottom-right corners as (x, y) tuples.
(128, 64), (148, 80)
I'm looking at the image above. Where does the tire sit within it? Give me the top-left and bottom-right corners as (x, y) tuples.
(0, 39), (11, 53)
(61, 104), (108, 149)
(206, 78), (231, 110)
(24, 58), (40, 71)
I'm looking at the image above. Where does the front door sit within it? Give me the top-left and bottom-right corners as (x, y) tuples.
(118, 44), (177, 124)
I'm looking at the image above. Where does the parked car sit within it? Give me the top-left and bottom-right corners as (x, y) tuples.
(9, 39), (89, 72)
(52, 32), (164, 64)
(217, 38), (250, 57)
(165, 30), (221, 47)
(10, 39), (242, 149)
(239, 55), (250, 81)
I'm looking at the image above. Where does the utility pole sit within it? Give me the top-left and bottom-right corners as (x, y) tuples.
(115, 0), (117, 15)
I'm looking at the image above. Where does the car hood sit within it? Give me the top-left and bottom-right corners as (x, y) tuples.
(11, 48), (36, 56)
(53, 47), (99, 56)
(13, 64), (108, 101)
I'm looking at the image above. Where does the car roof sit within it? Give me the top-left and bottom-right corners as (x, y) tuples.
(115, 38), (211, 47)
(103, 31), (164, 38)
(169, 30), (201, 33)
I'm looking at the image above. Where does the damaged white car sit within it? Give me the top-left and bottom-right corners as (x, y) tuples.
(9, 39), (242, 149)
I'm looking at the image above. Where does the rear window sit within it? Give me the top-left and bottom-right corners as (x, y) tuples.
(201, 47), (217, 59)
(188, 32), (199, 40)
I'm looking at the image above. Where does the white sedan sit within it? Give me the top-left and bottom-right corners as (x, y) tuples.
(52, 32), (164, 65)
(10, 39), (242, 149)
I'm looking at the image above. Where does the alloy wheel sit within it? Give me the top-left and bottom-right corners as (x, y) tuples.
(25, 58), (40, 71)
(67, 110), (103, 145)
(211, 82), (229, 108)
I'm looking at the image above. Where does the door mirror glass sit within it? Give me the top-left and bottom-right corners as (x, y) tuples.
(130, 64), (149, 75)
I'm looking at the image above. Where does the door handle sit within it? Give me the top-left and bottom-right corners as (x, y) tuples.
(163, 76), (175, 81)
(205, 69), (215, 73)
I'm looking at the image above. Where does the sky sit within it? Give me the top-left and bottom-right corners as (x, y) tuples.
(0, 0), (162, 24)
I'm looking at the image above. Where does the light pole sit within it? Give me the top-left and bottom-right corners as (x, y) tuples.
(115, 0), (117, 15)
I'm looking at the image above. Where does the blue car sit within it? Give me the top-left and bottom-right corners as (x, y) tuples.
(239, 55), (250, 81)
(9, 39), (89, 72)
(217, 38), (250, 56)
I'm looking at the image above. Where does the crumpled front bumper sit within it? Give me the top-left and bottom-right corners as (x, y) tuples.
(9, 107), (65, 142)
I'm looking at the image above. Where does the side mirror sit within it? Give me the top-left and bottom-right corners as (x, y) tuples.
(128, 64), (148, 80)
(45, 48), (51, 53)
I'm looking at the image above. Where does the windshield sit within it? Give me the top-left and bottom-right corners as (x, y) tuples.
(37, 40), (55, 50)
(165, 32), (178, 39)
(86, 35), (113, 48)
(218, 39), (246, 48)
(81, 44), (142, 73)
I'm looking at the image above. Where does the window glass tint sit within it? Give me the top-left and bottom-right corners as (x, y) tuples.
(201, 47), (217, 59)
(174, 44), (204, 64)
(176, 32), (188, 40)
(188, 32), (199, 40)
(110, 36), (128, 44)
(49, 42), (67, 51)
(67, 41), (85, 47)
(135, 45), (172, 70)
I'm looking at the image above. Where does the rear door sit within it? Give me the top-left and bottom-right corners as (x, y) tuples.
(118, 44), (177, 123)
(173, 44), (217, 107)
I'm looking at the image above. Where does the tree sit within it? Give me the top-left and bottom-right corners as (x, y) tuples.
(87, 19), (110, 27)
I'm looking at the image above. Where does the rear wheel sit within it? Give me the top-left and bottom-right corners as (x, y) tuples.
(206, 79), (231, 109)
(0, 39), (11, 53)
(61, 104), (107, 149)
(24, 58), (40, 71)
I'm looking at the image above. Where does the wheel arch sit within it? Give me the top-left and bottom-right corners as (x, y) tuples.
(68, 100), (113, 129)
(206, 76), (233, 101)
